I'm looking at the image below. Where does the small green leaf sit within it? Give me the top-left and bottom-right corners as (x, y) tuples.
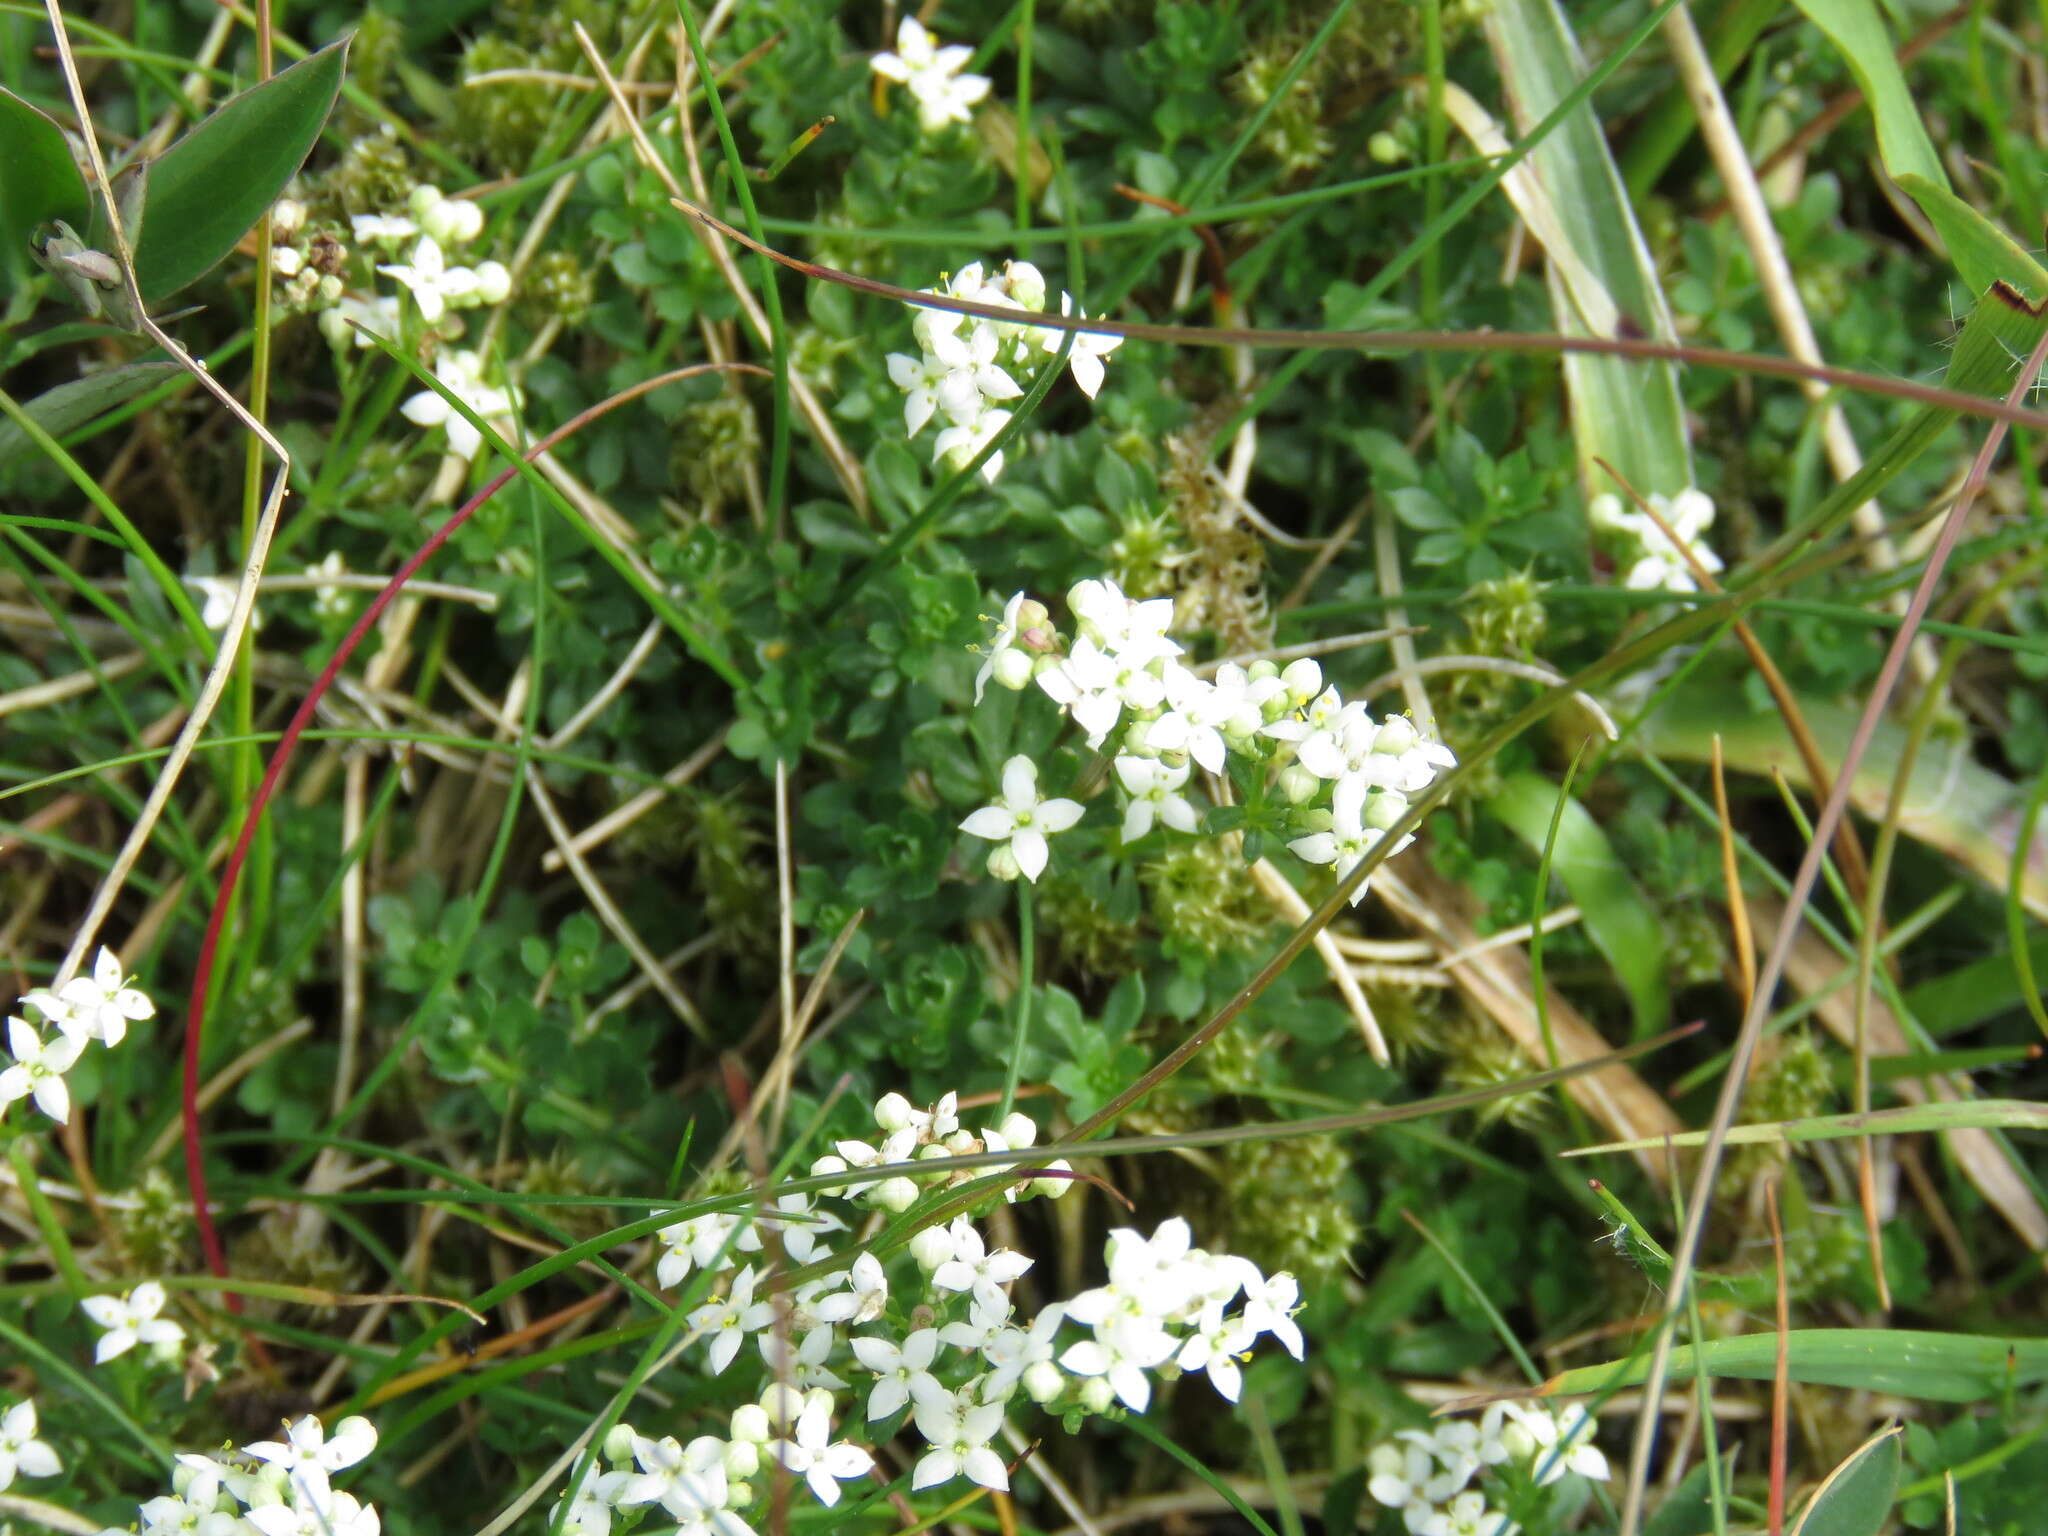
(0, 87), (91, 293)
(127, 37), (348, 302)
(1487, 771), (1669, 1036)
(0, 362), (181, 466)
(1789, 1425), (1902, 1536)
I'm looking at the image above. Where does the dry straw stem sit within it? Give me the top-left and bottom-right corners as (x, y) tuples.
(1372, 853), (1686, 1182)
(570, 21), (869, 519)
(1247, 857), (1388, 1063)
(41, 0), (295, 991)
(1612, 315), (2048, 1536)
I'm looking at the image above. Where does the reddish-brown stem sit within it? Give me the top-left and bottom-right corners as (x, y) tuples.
(181, 364), (764, 1297)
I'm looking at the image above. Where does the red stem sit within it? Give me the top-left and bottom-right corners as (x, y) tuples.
(182, 364), (760, 1289)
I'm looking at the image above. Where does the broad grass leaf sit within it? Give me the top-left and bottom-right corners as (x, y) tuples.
(0, 361), (180, 465)
(125, 38), (348, 302)
(1543, 1328), (2047, 1402)
(1789, 1425), (1902, 1536)
(1487, 771), (1669, 1037)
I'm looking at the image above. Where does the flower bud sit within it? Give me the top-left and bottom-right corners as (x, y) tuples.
(407, 184), (446, 220)
(1373, 715), (1418, 756)
(1368, 130), (1406, 164)
(272, 244), (304, 278)
(810, 1152), (849, 1180)
(870, 1176), (920, 1212)
(874, 1092), (919, 1133)
(1034, 1159), (1076, 1198)
(316, 273), (344, 305)
(993, 646), (1035, 690)
(1280, 658), (1322, 705)
(1363, 789), (1410, 831)
(469, 259), (511, 304)
(909, 1224), (957, 1270)
(602, 1424), (639, 1463)
(987, 843), (1022, 882)
(1077, 1376), (1116, 1414)
(1279, 765), (1321, 805)
(758, 1382), (805, 1430)
(997, 1111), (1037, 1148)
(1002, 261), (1047, 310)
(1023, 1359), (1065, 1404)
(726, 1481), (754, 1507)
(271, 198), (307, 236)
(724, 1440), (759, 1480)
(729, 1404), (770, 1443)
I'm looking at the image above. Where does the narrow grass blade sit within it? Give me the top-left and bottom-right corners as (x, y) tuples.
(1565, 1097), (2048, 1157)
(1542, 1328), (2047, 1403)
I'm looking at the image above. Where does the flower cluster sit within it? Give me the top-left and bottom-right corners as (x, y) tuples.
(960, 578), (1457, 901)
(125, 1415), (381, 1536)
(868, 18), (991, 134)
(2, 947), (153, 1125)
(1589, 487), (1721, 593)
(276, 184), (520, 472)
(1365, 1403), (1610, 1535)
(550, 1088), (1304, 1532)
(887, 260), (1121, 484)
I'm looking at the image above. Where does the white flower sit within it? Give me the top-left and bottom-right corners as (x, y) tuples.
(936, 1288), (1013, 1353)
(1114, 755), (1198, 843)
(1287, 775), (1407, 905)
(1067, 579), (1179, 661)
(1369, 715), (1458, 794)
(244, 1415), (377, 1483)
(932, 405), (1011, 483)
(1043, 293), (1122, 398)
(759, 1191), (843, 1265)
(183, 576), (247, 633)
(687, 1266), (776, 1374)
(0, 1017), (86, 1123)
(1036, 636), (1165, 748)
(1057, 1312), (1175, 1412)
(981, 1303), (1065, 1398)
(319, 294), (402, 350)
(870, 18), (992, 134)
(1237, 1269), (1305, 1360)
(1367, 1439), (1462, 1525)
(620, 1434), (729, 1518)
(930, 1216), (1032, 1309)
(887, 350), (951, 437)
(959, 756), (1084, 883)
(755, 1325), (847, 1393)
(350, 213), (418, 247)
(1175, 1305), (1256, 1402)
(376, 236), (476, 322)
(770, 1398), (873, 1507)
(1416, 1489), (1512, 1536)
(245, 1491), (378, 1536)
(655, 1210), (758, 1290)
(52, 946), (155, 1046)
(399, 349), (517, 462)
(1498, 1402), (1608, 1485)
(79, 1281), (184, 1362)
(810, 1251), (888, 1325)
(909, 1390), (1009, 1491)
(553, 1470), (630, 1536)
(850, 1328), (944, 1420)
(974, 591), (1047, 703)
(307, 551), (353, 620)
(0, 1400), (60, 1490)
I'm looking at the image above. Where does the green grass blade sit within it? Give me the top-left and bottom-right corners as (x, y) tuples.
(1544, 1328), (2047, 1403)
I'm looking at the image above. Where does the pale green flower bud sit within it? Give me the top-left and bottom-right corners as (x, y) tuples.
(729, 1404), (771, 1444)
(1002, 261), (1047, 311)
(603, 1424), (639, 1463)
(1280, 765), (1321, 804)
(724, 1440), (759, 1479)
(1363, 790), (1410, 831)
(726, 1482), (754, 1507)
(272, 245), (305, 278)
(908, 1225), (955, 1270)
(1022, 1359), (1064, 1403)
(469, 259), (511, 305)
(987, 843), (1023, 882)
(271, 198), (307, 236)
(993, 646), (1035, 690)
(874, 1092), (919, 1132)
(997, 1111), (1037, 1148)
(407, 184), (446, 220)
(1077, 1377), (1116, 1413)
(1034, 1158), (1075, 1198)
(870, 1176), (919, 1211)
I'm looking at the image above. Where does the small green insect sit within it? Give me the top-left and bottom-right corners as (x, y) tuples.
(29, 158), (150, 332)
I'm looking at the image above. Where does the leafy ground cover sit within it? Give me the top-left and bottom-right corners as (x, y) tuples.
(4, 0), (2048, 1533)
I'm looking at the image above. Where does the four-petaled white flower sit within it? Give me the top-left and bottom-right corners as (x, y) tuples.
(399, 349), (517, 462)
(850, 1327), (944, 1420)
(79, 1281), (184, 1362)
(869, 18), (992, 134)
(959, 756), (1083, 883)
(0, 1399), (60, 1491)
(553, 1469), (630, 1536)
(688, 1266), (777, 1374)
(770, 1398), (874, 1507)
(980, 1302), (1065, 1397)
(932, 406), (1012, 483)
(1059, 1311), (1177, 1411)
(243, 1414), (377, 1487)
(376, 235), (477, 322)
(930, 1215), (1032, 1310)
(620, 1433), (730, 1519)
(1113, 755), (1198, 843)
(245, 1489), (379, 1536)
(1042, 293), (1123, 398)
(0, 1017), (86, 1123)
(1286, 775), (1407, 906)
(755, 1324), (848, 1393)
(910, 1390), (1009, 1491)
(811, 1251), (888, 1325)
(49, 946), (156, 1046)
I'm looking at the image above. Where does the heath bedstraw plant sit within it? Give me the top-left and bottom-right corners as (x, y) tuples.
(1364, 1403), (1613, 1535)
(959, 577), (1457, 897)
(886, 260), (1122, 484)
(1588, 487), (1723, 592)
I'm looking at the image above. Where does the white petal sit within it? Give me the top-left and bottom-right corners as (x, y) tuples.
(959, 807), (1016, 840)
(1010, 829), (1048, 882)
(999, 756), (1037, 809)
